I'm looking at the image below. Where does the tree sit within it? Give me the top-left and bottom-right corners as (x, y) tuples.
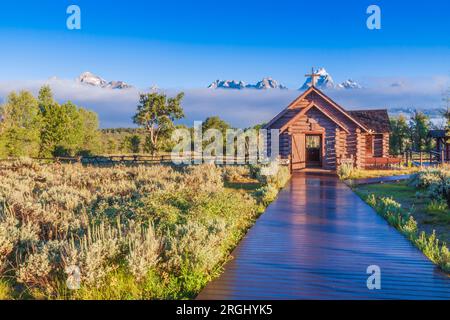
(444, 88), (450, 143)
(38, 86), (99, 157)
(124, 135), (141, 154)
(38, 86), (84, 157)
(0, 90), (41, 157)
(201, 116), (231, 152)
(202, 116), (231, 135)
(389, 115), (411, 155)
(133, 92), (185, 155)
(78, 108), (100, 156)
(409, 110), (432, 151)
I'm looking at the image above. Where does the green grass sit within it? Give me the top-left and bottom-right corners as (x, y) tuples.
(355, 181), (450, 244)
(345, 168), (419, 180)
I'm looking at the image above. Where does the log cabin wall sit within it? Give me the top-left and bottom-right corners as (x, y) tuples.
(264, 87), (392, 170)
(373, 134), (384, 157)
(382, 133), (390, 157)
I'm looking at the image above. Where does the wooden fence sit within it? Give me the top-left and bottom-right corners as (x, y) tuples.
(403, 150), (446, 166)
(365, 156), (403, 169)
(0, 154), (266, 168)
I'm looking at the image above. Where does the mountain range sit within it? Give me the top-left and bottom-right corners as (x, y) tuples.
(77, 72), (132, 89)
(209, 68), (363, 91)
(70, 69), (362, 91)
(208, 77), (287, 90)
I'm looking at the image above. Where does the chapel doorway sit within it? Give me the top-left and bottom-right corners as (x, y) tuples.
(305, 134), (322, 167)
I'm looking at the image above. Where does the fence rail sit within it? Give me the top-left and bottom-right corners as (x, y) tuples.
(403, 149), (445, 166)
(0, 154), (268, 168)
(365, 156), (403, 169)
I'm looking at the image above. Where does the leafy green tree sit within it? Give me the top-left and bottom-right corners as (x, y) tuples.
(78, 108), (100, 156)
(409, 110), (432, 151)
(202, 116), (231, 135)
(0, 90), (41, 157)
(389, 115), (411, 155)
(133, 92), (185, 155)
(38, 86), (84, 157)
(202, 116), (231, 153)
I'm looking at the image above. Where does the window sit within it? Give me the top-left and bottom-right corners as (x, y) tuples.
(306, 135), (321, 149)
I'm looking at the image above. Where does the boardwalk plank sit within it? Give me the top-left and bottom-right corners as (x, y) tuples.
(197, 173), (450, 300)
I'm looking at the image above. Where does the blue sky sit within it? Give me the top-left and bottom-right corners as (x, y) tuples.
(0, 1), (449, 127)
(0, 0), (449, 87)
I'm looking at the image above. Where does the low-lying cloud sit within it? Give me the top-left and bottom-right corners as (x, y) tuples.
(0, 76), (448, 128)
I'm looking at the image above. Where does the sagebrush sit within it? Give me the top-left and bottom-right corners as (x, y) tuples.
(0, 160), (289, 299)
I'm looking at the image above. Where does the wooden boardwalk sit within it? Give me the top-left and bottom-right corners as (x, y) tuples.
(198, 173), (450, 300)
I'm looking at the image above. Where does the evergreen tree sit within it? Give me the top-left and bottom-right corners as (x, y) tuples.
(409, 110), (432, 151)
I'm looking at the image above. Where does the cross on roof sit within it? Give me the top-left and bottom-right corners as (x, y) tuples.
(305, 67), (321, 88)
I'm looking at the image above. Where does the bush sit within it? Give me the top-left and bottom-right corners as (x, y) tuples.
(222, 166), (250, 183)
(410, 166), (450, 207)
(0, 161), (275, 299)
(337, 162), (354, 180)
(426, 199), (448, 214)
(254, 184), (279, 206)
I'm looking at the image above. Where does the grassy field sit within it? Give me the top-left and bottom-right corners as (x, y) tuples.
(0, 160), (290, 300)
(355, 181), (450, 243)
(338, 166), (419, 180)
(354, 166), (450, 272)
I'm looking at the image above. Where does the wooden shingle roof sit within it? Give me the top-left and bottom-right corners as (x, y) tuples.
(347, 109), (391, 133)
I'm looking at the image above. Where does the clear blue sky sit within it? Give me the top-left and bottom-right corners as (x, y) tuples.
(0, 0), (449, 88)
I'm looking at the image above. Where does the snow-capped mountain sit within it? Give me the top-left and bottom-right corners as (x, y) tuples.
(250, 77), (287, 90)
(106, 81), (132, 89)
(300, 68), (335, 90)
(77, 72), (107, 87)
(208, 79), (247, 90)
(77, 72), (132, 89)
(337, 79), (362, 89)
(300, 68), (362, 90)
(208, 77), (287, 90)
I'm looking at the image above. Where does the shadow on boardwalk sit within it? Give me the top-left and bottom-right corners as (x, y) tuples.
(198, 173), (450, 300)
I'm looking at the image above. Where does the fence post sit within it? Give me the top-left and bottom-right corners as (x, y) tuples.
(419, 151), (423, 166)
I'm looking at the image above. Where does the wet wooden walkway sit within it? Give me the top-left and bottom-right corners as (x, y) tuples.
(198, 173), (450, 300)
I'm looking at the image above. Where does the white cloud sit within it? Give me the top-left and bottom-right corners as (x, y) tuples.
(0, 75), (448, 128)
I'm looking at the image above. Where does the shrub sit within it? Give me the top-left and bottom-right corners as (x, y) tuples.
(254, 184), (279, 206)
(337, 162), (354, 180)
(416, 231), (450, 271)
(222, 166), (250, 183)
(426, 199), (448, 214)
(410, 166), (450, 207)
(0, 161), (278, 299)
(16, 245), (53, 293)
(126, 223), (161, 282)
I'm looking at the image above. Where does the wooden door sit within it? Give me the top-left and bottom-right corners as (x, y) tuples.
(291, 133), (305, 170)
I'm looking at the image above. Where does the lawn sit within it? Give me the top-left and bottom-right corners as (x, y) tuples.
(341, 167), (419, 180)
(354, 166), (450, 273)
(355, 181), (450, 244)
(0, 159), (290, 300)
